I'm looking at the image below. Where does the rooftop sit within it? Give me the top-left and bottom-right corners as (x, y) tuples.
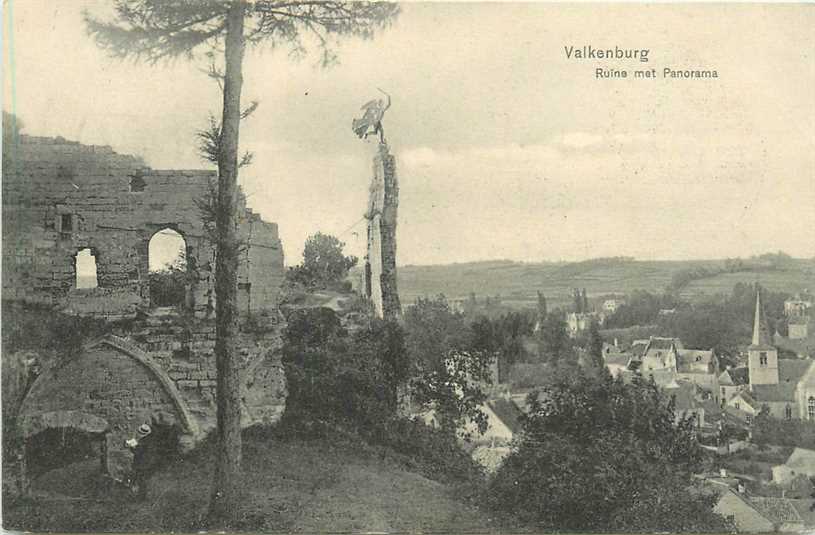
(720, 367), (750, 386)
(752, 360), (814, 402)
(487, 398), (524, 434)
(785, 448), (815, 475)
(750, 497), (804, 525)
(677, 349), (715, 372)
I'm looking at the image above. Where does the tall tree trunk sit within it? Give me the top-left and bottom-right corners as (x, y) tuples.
(208, 0), (245, 525)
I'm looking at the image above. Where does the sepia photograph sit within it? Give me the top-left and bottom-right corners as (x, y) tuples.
(2, 1), (814, 532)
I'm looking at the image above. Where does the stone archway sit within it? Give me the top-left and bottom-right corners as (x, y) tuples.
(17, 336), (198, 481)
(148, 227), (190, 308)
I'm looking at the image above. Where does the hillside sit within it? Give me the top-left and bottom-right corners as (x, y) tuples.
(3, 428), (496, 533)
(395, 258), (815, 309)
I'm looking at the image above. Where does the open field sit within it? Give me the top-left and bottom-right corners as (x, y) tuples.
(679, 268), (815, 301)
(3, 428), (495, 533)
(396, 258), (815, 309)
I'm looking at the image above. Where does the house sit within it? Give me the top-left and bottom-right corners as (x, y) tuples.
(719, 367), (749, 405)
(457, 397), (523, 448)
(770, 468), (814, 498)
(783, 447), (815, 478)
(566, 312), (592, 338)
(463, 397), (524, 472)
(725, 390), (761, 424)
(746, 287), (815, 420)
(630, 338), (650, 358)
(676, 348), (720, 402)
(663, 379), (712, 427)
(619, 337), (721, 402)
(639, 337), (680, 373)
(785, 295), (812, 317)
(788, 315), (809, 340)
(603, 298), (624, 314)
(602, 343), (631, 377)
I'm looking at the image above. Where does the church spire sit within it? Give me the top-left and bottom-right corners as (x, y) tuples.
(751, 285), (771, 347)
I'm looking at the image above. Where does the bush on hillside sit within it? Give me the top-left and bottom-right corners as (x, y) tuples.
(281, 308), (408, 434)
(484, 370), (731, 532)
(279, 300), (490, 486)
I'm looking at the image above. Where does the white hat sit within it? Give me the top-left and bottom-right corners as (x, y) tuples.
(137, 424), (152, 438)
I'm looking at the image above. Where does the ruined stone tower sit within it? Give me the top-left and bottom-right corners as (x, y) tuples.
(364, 142), (401, 320)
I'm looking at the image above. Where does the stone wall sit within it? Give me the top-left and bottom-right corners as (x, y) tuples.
(17, 311), (287, 480)
(128, 312), (287, 435)
(2, 134), (284, 319)
(239, 214), (286, 314)
(364, 143), (401, 319)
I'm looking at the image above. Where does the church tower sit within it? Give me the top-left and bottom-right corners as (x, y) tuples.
(748, 286), (779, 386)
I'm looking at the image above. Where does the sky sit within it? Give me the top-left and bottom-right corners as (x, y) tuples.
(3, 2), (814, 266)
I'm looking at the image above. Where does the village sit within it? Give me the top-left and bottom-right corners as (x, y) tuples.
(453, 286), (815, 532)
(2, 2), (814, 533)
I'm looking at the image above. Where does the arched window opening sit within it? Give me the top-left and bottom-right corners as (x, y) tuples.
(129, 170), (146, 193)
(75, 248), (98, 289)
(148, 228), (188, 308)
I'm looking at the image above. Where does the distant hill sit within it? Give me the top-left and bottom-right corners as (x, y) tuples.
(395, 257), (815, 309)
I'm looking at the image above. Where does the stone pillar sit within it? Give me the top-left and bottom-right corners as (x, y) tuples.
(365, 142), (401, 320)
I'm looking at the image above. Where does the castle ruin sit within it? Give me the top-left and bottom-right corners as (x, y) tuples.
(2, 134), (287, 482)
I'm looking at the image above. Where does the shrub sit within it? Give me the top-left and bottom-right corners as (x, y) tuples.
(286, 232), (358, 290)
(148, 267), (187, 307)
(508, 363), (552, 389)
(484, 371), (729, 532)
(281, 309), (407, 434)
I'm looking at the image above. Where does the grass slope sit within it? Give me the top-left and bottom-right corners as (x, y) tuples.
(3, 429), (495, 533)
(396, 259), (815, 309)
(679, 268), (815, 301)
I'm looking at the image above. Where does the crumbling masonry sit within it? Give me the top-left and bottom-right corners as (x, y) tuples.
(364, 142), (401, 320)
(2, 134), (287, 481)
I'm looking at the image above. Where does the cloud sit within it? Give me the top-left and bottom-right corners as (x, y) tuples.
(558, 132), (604, 149)
(400, 143), (562, 168)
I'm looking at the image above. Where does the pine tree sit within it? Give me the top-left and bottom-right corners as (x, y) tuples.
(536, 291), (548, 361)
(536, 291), (547, 322)
(84, 1), (398, 525)
(587, 319), (604, 368)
